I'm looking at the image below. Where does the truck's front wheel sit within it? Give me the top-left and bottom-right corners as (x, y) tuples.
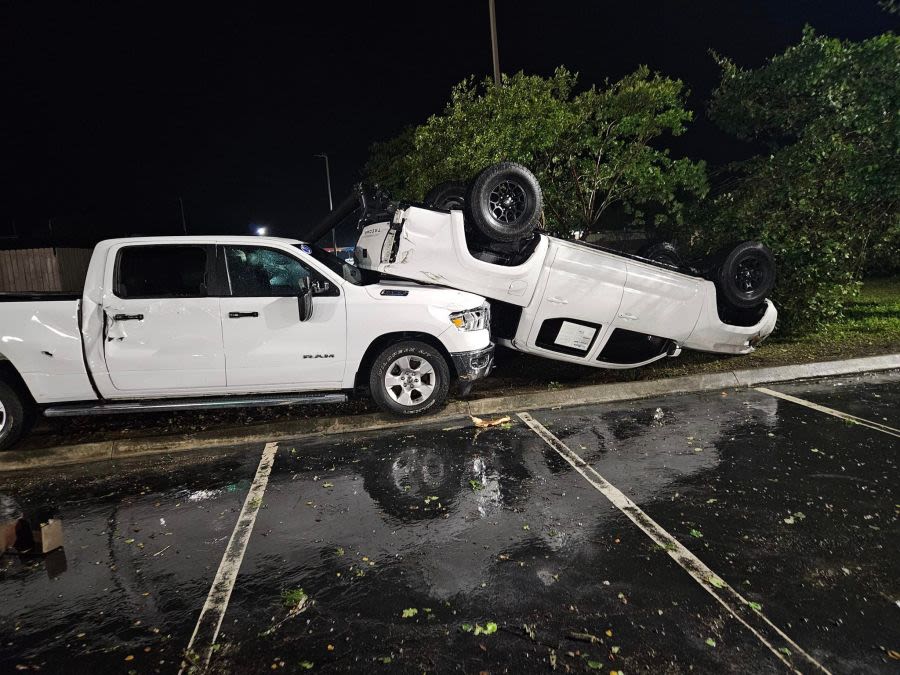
(369, 341), (450, 416)
(0, 380), (28, 451)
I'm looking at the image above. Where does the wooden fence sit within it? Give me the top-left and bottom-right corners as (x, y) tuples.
(0, 248), (93, 293)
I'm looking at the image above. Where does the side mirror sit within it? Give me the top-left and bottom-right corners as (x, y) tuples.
(298, 277), (314, 322)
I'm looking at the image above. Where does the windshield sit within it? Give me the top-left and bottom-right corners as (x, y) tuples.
(294, 243), (378, 286)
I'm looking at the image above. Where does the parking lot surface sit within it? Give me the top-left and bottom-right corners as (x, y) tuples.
(1, 370), (897, 673)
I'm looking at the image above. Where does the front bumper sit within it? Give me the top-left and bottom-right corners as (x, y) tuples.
(451, 343), (495, 382)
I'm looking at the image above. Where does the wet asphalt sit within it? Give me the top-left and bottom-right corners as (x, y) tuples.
(1, 371), (897, 674)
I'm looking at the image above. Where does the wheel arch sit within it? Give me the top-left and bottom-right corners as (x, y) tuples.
(354, 332), (457, 391)
(0, 357), (36, 408)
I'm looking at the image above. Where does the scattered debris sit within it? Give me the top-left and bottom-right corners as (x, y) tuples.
(569, 632), (601, 644)
(471, 415), (512, 429)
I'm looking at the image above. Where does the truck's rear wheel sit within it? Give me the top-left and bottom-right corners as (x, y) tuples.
(716, 241), (776, 309)
(424, 181), (467, 211)
(369, 341), (450, 416)
(0, 380), (27, 451)
(467, 162), (542, 243)
(637, 241), (682, 267)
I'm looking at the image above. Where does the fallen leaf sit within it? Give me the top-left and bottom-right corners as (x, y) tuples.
(749, 601), (763, 611)
(690, 529), (703, 538)
(401, 608), (418, 618)
(471, 415), (512, 429)
(705, 638), (717, 648)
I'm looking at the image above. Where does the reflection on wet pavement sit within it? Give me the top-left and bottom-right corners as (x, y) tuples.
(1, 371), (897, 673)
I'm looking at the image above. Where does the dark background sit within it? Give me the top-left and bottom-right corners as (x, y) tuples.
(3, 1), (895, 248)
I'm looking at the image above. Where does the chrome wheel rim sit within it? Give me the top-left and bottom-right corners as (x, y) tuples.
(384, 355), (436, 406)
(0, 399), (6, 435)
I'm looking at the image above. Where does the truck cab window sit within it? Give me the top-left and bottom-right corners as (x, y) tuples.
(115, 246), (208, 298)
(224, 246), (337, 297)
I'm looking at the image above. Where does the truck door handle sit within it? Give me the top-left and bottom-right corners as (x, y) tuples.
(113, 313), (144, 321)
(228, 311), (259, 319)
(547, 296), (568, 305)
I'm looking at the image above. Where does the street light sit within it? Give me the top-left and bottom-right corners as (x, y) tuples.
(255, 226), (267, 236)
(314, 153), (338, 252)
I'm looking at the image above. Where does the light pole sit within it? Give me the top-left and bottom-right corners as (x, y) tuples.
(314, 153), (337, 252)
(489, 0), (501, 86)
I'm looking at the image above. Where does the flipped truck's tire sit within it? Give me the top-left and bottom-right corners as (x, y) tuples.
(369, 341), (450, 416)
(637, 241), (682, 267)
(424, 181), (467, 211)
(467, 162), (542, 243)
(0, 379), (27, 452)
(716, 241), (776, 310)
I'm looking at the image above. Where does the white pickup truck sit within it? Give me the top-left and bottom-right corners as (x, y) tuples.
(0, 236), (494, 450)
(354, 163), (777, 371)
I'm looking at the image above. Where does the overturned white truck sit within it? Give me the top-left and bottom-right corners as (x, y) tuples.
(327, 163), (777, 370)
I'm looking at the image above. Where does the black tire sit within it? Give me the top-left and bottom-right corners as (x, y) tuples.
(369, 341), (450, 416)
(0, 379), (28, 451)
(424, 181), (467, 211)
(716, 241), (776, 310)
(466, 162), (542, 243)
(637, 241), (682, 267)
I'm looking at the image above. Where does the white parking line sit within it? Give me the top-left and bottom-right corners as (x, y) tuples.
(517, 412), (831, 675)
(179, 441), (279, 674)
(755, 387), (900, 438)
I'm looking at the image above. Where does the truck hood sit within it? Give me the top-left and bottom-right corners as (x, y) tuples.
(364, 280), (486, 312)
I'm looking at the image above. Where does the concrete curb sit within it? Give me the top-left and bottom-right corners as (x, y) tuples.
(2, 353), (898, 472)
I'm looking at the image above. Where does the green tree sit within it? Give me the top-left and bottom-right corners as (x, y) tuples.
(684, 28), (899, 332)
(364, 67), (707, 239)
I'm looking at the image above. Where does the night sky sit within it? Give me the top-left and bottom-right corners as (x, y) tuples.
(4, 1), (895, 248)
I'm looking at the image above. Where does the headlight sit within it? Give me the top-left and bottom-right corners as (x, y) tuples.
(449, 303), (490, 331)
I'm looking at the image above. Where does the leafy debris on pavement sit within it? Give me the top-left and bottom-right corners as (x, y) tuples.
(471, 415), (511, 429)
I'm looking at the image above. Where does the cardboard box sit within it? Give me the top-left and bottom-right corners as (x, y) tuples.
(35, 519), (64, 553)
(1, 517), (64, 554)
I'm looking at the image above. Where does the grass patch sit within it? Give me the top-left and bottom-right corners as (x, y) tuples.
(281, 588), (308, 607)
